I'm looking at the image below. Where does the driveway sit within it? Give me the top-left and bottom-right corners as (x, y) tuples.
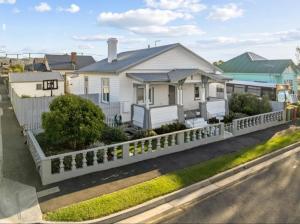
(159, 150), (300, 224)
(0, 78), (41, 187)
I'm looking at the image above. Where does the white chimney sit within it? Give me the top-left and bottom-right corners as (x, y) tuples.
(107, 38), (118, 63)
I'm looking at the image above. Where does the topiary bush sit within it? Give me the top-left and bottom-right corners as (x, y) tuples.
(100, 127), (128, 145)
(42, 94), (105, 150)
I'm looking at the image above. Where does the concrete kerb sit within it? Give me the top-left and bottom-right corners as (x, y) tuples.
(42, 141), (300, 224)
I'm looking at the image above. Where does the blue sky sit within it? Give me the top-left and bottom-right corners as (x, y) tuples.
(0, 0), (300, 62)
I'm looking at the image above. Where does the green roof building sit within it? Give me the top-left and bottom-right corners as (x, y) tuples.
(218, 52), (300, 95)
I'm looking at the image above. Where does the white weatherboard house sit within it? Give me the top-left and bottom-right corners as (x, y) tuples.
(9, 72), (65, 98)
(67, 38), (230, 129)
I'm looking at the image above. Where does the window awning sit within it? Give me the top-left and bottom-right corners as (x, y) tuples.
(127, 69), (231, 84)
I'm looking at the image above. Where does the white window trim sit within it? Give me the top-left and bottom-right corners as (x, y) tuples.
(101, 78), (110, 103)
(136, 85), (154, 105)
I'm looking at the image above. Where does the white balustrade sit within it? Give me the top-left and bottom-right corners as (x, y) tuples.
(27, 111), (286, 185)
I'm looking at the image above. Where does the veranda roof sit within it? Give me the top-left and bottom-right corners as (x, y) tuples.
(127, 69), (230, 83)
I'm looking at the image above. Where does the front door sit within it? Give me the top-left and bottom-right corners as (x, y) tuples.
(169, 85), (176, 105)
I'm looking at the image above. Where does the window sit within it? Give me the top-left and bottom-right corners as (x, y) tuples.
(136, 85), (154, 104)
(262, 88), (276, 101)
(234, 85), (245, 94)
(84, 76), (88, 94)
(102, 78), (110, 103)
(247, 86), (261, 97)
(194, 85), (200, 100)
(36, 83), (42, 90)
(227, 85), (234, 94)
(216, 85), (224, 98)
(285, 80), (293, 90)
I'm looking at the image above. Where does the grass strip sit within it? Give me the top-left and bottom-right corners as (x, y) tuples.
(45, 128), (300, 221)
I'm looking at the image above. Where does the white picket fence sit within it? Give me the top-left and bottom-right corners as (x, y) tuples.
(27, 110), (286, 185)
(10, 88), (54, 131)
(10, 90), (122, 130)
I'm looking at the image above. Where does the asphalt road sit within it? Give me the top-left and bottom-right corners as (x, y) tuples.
(159, 151), (300, 224)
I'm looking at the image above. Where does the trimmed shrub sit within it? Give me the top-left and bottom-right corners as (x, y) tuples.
(100, 127), (128, 145)
(42, 95), (105, 150)
(155, 122), (186, 135)
(132, 130), (157, 140)
(229, 93), (272, 116)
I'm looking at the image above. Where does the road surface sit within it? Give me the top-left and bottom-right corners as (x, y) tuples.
(159, 150), (300, 224)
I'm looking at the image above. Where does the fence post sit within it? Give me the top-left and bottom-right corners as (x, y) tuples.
(40, 159), (52, 185)
(177, 132), (185, 145)
(122, 143), (130, 160)
(220, 123), (225, 138)
(232, 120), (238, 136)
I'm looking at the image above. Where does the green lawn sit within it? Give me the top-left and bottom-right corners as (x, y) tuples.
(45, 127), (300, 222)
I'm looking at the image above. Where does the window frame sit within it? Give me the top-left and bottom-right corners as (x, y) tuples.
(136, 85), (154, 105)
(36, 83), (42, 90)
(194, 85), (200, 100)
(101, 78), (110, 103)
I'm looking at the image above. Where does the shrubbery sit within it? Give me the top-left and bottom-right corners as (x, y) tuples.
(42, 95), (105, 150)
(132, 129), (157, 140)
(155, 122), (186, 135)
(229, 93), (272, 116)
(100, 127), (128, 144)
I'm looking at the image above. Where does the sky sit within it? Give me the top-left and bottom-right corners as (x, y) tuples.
(0, 0), (300, 63)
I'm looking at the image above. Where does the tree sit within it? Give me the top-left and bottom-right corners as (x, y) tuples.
(213, 60), (224, 66)
(9, 64), (24, 73)
(42, 95), (105, 150)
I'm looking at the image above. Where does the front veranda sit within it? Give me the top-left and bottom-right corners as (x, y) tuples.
(128, 69), (230, 129)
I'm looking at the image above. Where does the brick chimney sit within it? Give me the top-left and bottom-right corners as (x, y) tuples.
(71, 52), (77, 64)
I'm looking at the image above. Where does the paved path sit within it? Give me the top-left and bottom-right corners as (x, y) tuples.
(39, 122), (298, 213)
(0, 77), (42, 223)
(159, 150), (300, 224)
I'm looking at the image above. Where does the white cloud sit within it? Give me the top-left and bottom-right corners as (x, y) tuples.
(197, 28), (300, 49)
(12, 8), (20, 13)
(129, 25), (204, 37)
(0, 0), (16, 4)
(145, 0), (206, 13)
(72, 34), (147, 44)
(98, 8), (190, 28)
(34, 2), (51, 12)
(208, 3), (243, 22)
(72, 34), (118, 41)
(58, 4), (80, 13)
(2, 24), (6, 31)
(78, 44), (95, 50)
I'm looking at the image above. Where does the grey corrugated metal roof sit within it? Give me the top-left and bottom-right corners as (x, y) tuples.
(79, 43), (180, 73)
(218, 52), (297, 74)
(127, 73), (169, 82)
(45, 54), (95, 71)
(9, 72), (64, 83)
(127, 69), (230, 83)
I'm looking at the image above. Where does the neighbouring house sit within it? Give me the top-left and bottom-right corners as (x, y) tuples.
(9, 72), (64, 98)
(67, 38), (230, 129)
(25, 58), (47, 72)
(218, 52), (300, 102)
(44, 53), (96, 75)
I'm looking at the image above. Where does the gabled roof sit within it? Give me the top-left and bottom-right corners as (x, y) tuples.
(45, 54), (95, 71)
(79, 43), (179, 73)
(218, 52), (297, 74)
(127, 69), (230, 83)
(79, 43), (221, 74)
(9, 72), (64, 83)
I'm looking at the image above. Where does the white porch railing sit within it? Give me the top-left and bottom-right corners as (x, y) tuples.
(27, 110), (287, 185)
